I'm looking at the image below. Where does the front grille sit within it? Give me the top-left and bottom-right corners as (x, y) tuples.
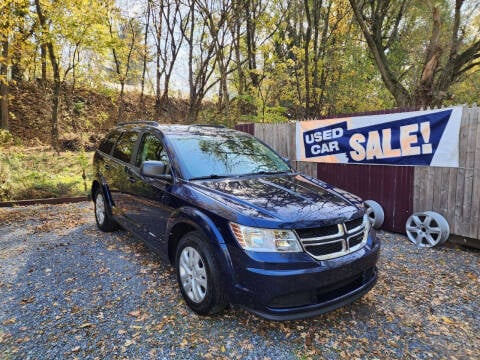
(295, 216), (368, 260)
(295, 224), (339, 239)
(349, 233), (364, 248)
(345, 217), (363, 232)
(306, 241), (344, 257)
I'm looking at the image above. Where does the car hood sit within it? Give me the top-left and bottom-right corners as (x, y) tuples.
(187, 174), (363, 228)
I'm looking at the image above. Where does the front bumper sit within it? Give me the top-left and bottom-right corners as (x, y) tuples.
(229, 234), (380, 321)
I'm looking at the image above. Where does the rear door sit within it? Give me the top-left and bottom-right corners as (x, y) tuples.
(95, 129), (121, 185)
(109, 130), (140, 218)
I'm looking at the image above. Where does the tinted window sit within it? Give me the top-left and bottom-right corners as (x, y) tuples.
(99, 131), (120, 154)
(168, 132), (290, 180)
(135, 133), (169, 167)
(112, 131), (138, 163)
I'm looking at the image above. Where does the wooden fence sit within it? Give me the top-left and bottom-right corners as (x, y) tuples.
(414, 106), (480, 240)
(237, 106), (480, 240)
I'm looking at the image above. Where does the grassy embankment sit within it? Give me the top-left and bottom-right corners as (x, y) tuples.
(0, 147), (93, 202)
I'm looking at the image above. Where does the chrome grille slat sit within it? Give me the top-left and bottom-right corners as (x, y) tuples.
(300, 224), (343, 242)
(296, 217), (368, 260)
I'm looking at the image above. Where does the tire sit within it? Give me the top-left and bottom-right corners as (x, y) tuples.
(364, 200), (385, 229)
(175, 231), (227, 316)
(94, 189), (118, 232)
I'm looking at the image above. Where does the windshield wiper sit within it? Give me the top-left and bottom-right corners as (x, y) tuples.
(188, 174), (231, 181)
(243, 170), (293, 176)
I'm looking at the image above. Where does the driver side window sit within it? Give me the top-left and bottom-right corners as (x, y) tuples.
(136, 133), (170, 172)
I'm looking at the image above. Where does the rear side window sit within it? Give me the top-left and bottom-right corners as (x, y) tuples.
(112, 131), (139, 163)
(99, 131), (120, 154)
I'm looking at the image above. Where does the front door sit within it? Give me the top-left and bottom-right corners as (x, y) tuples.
(126, 132), (173, 255)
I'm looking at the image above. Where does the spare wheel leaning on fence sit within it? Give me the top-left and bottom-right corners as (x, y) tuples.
(405, 211), (450, 248)
(364, 200), (384, 229)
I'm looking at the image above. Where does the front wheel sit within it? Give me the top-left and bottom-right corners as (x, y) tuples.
(94, 189), (118, 232)
(175, 231), (226, 316)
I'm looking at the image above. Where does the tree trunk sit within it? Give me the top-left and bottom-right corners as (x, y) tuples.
(414, 7), (442, 107)
(35, 0), (60, 150)
(51, 74), (60, 150)
(161, 72), (171, 104)
(234, 1), (246, 95)
(348, 0), (412, 107)
(140, 0), (151, 106)
(187, 0), (196, 122)
(245, 0), (258, 88)
(0, 41), (8, 130)
(304, 0), (312, 116)
(118, 81), (125, 122)
(154, 4), (162, 121)
(40, 44), (47, 82)
(155, 40), (161, 121)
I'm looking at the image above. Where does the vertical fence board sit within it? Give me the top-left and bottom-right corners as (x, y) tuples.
(472, 106), (480, 239)
(464, 108), (478, 238)
(414, 167), (426, 213)
(455, 109), (470, 236)
(446, 168), (458, 235)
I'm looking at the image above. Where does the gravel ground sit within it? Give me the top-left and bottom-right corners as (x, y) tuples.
(0, 202), (479, 360)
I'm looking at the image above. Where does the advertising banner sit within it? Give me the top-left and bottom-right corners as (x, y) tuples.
(295, 107), (462, 167)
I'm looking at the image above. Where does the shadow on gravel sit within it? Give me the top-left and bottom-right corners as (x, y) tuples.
(1, 205), (479, 359)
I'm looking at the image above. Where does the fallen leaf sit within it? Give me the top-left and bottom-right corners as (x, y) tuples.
(128, 310), (141, 318)
(2, 318), (16, 325)
(124, 339), (135, 347)
(79, 323), (94, 329)
(441, 316), (455, 325)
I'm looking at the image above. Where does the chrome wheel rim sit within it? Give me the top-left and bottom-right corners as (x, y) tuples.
(179, 246), (207, 303)
(95, 193), (106, 225)
(406, 212), (449, 248)
(366, 206), (375, 224)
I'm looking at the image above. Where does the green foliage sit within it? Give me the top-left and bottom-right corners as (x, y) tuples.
(447, 70), (480, 105)
(256, 105), (289, 123)
(197, 109), (230, 127)
(0, 129), (13, 146)
(0, 148), (94, 201)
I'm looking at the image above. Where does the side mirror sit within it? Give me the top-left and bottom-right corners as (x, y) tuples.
(140, 160), (172, 181)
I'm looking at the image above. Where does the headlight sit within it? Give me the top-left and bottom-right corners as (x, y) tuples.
(230, 223), (302, 252)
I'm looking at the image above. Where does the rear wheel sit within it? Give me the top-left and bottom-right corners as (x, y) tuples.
(175, 231), (226, 315)
(94, 189), (118, 232)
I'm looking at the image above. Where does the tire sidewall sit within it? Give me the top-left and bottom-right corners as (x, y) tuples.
(175, 231), (225, 315)
(94, 190), (106, 228)
(94, 188), (117, 232)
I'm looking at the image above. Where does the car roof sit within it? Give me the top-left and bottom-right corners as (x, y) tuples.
(115, 121), (244, 137)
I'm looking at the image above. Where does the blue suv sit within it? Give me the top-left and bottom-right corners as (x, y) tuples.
(92, 122), (380, 320)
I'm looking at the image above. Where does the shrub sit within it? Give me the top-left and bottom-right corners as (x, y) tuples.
(0, 129), (13, 146)
(59, 132), (83, 151)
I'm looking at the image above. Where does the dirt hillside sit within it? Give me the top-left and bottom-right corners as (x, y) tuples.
(8, 81), (190, 149)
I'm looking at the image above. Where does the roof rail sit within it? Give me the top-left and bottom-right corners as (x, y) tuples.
(117, 120), (159, 126)
(188, 124), (226, 129)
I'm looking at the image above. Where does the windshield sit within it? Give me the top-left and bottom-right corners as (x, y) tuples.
(168, 132), (291, 180)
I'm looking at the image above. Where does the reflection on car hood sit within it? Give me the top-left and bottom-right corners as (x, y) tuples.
(189, 174), (363, 227)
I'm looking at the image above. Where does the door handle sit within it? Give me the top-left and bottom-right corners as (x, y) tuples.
(128, 176), (136, 183)
(104, 164), (110, 170)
